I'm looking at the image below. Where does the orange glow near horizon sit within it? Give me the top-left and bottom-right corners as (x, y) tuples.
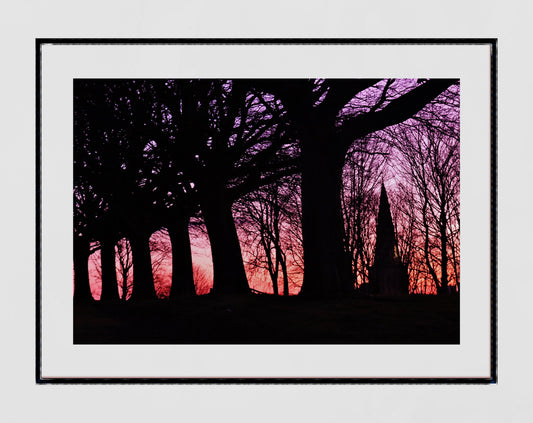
(85, 226), (304, 300)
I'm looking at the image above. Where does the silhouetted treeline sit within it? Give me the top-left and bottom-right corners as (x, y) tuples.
(74, 79), (459, 302)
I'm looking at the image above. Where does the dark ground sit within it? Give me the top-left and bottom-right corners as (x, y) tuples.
(74, 293), (459, 344)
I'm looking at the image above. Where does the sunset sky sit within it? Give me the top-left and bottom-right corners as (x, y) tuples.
(75, 78), (459, 300)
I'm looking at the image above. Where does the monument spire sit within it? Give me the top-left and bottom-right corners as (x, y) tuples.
(369, 183), (409, 295)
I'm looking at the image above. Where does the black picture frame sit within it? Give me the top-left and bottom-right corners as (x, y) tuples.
(36, 38), (497, 384)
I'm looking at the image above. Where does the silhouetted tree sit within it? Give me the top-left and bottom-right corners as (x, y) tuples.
(115, 238), (133, 300)
(74, 80), (123, 302)
(249, 79), (457, 297)
(341, 138), (387, 289)
(389, 123), (460, 294)
(75, 80), (173, 301)
(235, 177), (298, 295)
(73, 184), (99, 302)
(158, 80), (298, 295)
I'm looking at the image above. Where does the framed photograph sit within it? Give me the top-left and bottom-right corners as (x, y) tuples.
(36, 39), (496, 382)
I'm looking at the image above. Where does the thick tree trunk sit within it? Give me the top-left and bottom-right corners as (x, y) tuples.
(129, 230), (157, 301)
(73, 236), (93, 302)
(200, 186), (249, 295)
(168, 214), (196, 298)
(299, 141), (354, 298)
(100, 237), (119, 301)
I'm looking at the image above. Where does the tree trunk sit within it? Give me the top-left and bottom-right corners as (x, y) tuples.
(422, 195), (440, 294)
(299, 141), (353, 298)
(168, 213), (196, 298)
(100, 237), (119, 301)
(271, 264), (280, 296)
(278, 247), (290, 297)
(438, 212), (449, 295)
(353, 247), (360, 288)
(121, 269), (129, 301)
(129, 230), (157, 301)
(200, 185), (249, 295)
(73, 236), (93, 302)
(260, 233), (279, 295)
(450, 230), (460, 292)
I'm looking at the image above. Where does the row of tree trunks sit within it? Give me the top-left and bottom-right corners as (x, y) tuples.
(73, 196), (250, 301)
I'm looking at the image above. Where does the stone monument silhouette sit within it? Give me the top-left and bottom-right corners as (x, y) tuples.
(369, 183), (409, 295)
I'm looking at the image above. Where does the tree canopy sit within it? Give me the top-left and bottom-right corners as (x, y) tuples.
(74, 78), (459, 301)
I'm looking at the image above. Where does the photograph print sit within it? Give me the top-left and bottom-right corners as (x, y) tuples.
(73, 77), (461, 345)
